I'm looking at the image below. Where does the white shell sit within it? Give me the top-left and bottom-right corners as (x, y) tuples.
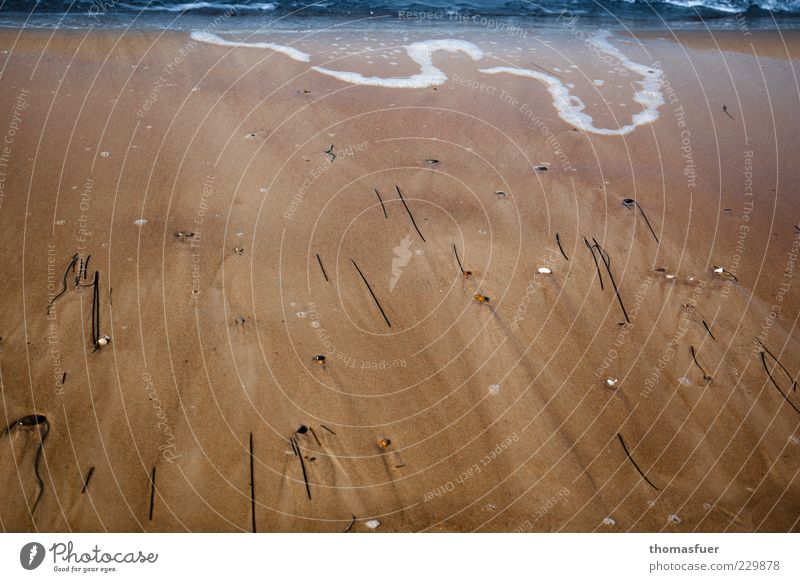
(365, 519), (381, 529)
(665, 274), (676, 279)
(713, 267), (724, 274)
(134, 219), (148, 226)
(537, 267), (552, 274)
(606, 378), (618, 387)
(97, 336), (110, 346)
(602, 517), (616, 526)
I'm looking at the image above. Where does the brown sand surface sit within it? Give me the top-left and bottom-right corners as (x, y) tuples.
(0, 25), (799, 532)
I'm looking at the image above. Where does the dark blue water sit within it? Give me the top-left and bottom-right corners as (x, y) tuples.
(3, 0), (800, 17)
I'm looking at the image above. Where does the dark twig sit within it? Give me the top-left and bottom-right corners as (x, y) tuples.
(320, 424), (336, 435)
(91, 271), (100, 348)
(635, 202), (660, 244)
(690, 346), (711, 381)
(583, 237), (604, 291)
(702, 320), (716, 341)
(2, 415), (50, 515)
(761, 352), (800, 415)
(395, 185), (426, 243)
(757, 339), (797, 391)
(593, 239), (630, 323)
(556, 233), (569, 261)
(149, 466), (156, 521)
(309, 427), (321, 447)
(344, 514), (356, 533)
(250, 432), (256, 533)
(325, 144), (336, 162)
(291, 436), (312, 500)
(81, 466), (95, 494)
(48, 253), (80, 309)
(617, 433), (660, 491)
(374, 188), (387, 218)
(316, 254), (329, 282)
(453, 243), (465, 275)
(722, 104), (735, 120)
(351, 259), (391, 328)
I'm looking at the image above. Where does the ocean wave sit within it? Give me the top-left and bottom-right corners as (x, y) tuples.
(5, 0), (800, 17)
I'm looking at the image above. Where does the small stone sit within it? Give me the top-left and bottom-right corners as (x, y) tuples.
(134, 219), (148, 226)
(668, 514), (681, 524)
(606, 378), (618, 387)
(537, 267), (552, 274)
(474, 293), (490, 303)
(378, 438), (391, 448)
(602, 517), (616, 526)
(234, 247), (244, 255)
(488, 384), (501, 395)
(312, 355), (326, 362)
(96, 335), (110, 347)
(365, 519), (381, 529)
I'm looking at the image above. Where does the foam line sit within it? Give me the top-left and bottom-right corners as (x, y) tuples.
(312, 39), (484, 89)
(480, 33), (664, 136)
(190, 31), (311, 62)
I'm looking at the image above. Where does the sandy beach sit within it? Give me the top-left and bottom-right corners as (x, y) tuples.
(0, 20), (799, 533)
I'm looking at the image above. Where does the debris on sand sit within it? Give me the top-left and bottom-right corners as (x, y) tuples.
(474, 293), (490, 303)
(365, 519), (381, 529)
(713, 266), (737, 281)
(424, 158), (439, 166)
(534, 164), (549, 171)
(175, 230), (194, 239)
(134, 219), (148, 226)
(96, 335), (111, 347)
(667, 514), (682, 524)
(602, 517), (616, 526)
(312, 355), (326, 362)
(605, 378), (618, 388)
(378, 438), (391, 448)
(495, 190), (509, 198)
(489, 384), (501, 395)
(234, 247), (244, 255)
(537, 267), (552, 274)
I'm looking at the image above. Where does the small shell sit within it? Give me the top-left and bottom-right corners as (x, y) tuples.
(606, 378), (618, 387)
(365, 519), (381, 529)
(602, 517), (616, 526)
(665, 274), (676, 279)
(537, 267), (552, 274)
(134, 219), (148, 226)
(488, 384), (501, 395)
(713, 267), (724, 274)
(97, 335), (111, 347)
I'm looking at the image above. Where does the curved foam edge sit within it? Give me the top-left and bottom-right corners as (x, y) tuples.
(312, 39), (484, 89)
(190, 31), (311, 62)
(480, 33), (664, 136)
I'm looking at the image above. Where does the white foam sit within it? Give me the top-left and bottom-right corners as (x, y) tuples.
(312, 39), (483, 89)
(480, 33), (664, 136)
(190, 31), (311, 63)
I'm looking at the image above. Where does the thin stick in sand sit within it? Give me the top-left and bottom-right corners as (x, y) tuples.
(757, 339), (797, 391)
(351, 259), (391, 328)
(48, 253), (80, 309)
(722, 104), (735, 120)
(309, 427), (321, 447)
(149, 466), (156, 521)
(291, 436), (312, 500)
(617, 433), (660, 491)
(690, 346), (711, 381)
(344, 514), (356, 533)
(250, 432), (256, 533)
(556, 232), (569, 261)
(760, 352), (800, 415)
(374, 188), (387, 218)
(592, 238), (630, 324)
(320, 424), (336, 435)
(452, 243), (471, 278)
(81, 466), (95, 494)
(583, 237), (604, 291)
(395, 185), (426, 242)
(635, 202), (660, 244)
(316, 253), (329, 282)
(702, 320), (716, 341)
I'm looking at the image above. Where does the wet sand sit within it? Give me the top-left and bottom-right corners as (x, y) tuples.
(0, 24), (799, 532)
